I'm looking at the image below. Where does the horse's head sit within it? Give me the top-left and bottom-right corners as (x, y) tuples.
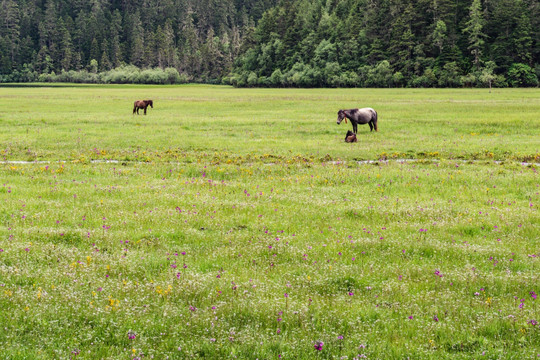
(147, 100), (153, 108)
(337, 110), (347, 125)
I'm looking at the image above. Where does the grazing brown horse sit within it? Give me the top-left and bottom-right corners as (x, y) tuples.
(133, 100), (153, 115)
(344, 130), (358, 143)
(337, 108), (378, 133)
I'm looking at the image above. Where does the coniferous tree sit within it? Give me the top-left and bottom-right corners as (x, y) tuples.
(0, 0), (21, 67)
(463, 0), (486, 69)
(60, 24), (74, 70)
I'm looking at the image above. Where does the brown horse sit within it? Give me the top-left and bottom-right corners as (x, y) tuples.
(133, 100), (153, 115)
(344, 130), (358, 143)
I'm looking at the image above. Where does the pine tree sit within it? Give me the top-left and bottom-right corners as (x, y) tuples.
(100, 38), (112, 71)
(110, 9), (123, 68)
(0, 0), (21, 65)
(431, 20), (447, 56)
(129, 12), (145, 67)
(513, 13), (533, 65)
(463, 0), (486, 69)
(89, 37), (100, 63)
(60, 25), (74, 70)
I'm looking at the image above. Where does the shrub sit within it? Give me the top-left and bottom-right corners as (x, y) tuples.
(507, 63), (538, 87)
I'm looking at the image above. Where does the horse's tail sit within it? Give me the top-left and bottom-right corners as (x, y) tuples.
(371, 109), (378, 131)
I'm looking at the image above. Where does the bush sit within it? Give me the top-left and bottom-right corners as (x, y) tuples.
(247, 72), (258, 87)
(507, 63), (538, 87)
(437, 62), (463, 87)
(15, 65), (191, 85)
(270, 69), (283, 86)
(364, 61), (393, 87)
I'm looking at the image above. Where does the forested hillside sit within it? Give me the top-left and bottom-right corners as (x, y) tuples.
(0, 0), (538, 87)
(0, 0), (277, 83)
(229, 0), (539, 87)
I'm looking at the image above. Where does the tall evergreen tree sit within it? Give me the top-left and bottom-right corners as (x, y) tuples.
(0, 0), (21, 66)
(463, 0), (486, 69)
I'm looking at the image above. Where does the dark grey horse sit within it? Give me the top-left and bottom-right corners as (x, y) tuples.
(337, 108), (378, 133)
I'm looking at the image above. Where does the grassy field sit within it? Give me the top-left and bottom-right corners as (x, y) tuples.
(0, 84), (539, 359)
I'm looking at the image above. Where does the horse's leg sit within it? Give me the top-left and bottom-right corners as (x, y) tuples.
(144, 106), (147, 115)
(353, 123), (358, 134)
(133, 106), (136, 115)
(369, 122), (373, 131)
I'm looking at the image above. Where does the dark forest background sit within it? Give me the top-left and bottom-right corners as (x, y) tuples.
(0, 0), (538, 87)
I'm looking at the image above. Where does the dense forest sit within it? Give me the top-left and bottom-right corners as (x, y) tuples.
(0, 0), (277, 83)
(0, 0), (538, 87)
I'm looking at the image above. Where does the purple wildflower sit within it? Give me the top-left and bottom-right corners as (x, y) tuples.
(314, 341), (324, 351)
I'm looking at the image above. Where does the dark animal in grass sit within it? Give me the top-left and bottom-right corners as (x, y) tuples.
(337, 108), (378, 133)
(133, 100), (153, 115)
(345, 130), (357, 143)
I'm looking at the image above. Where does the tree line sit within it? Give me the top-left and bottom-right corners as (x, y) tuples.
(0, 0), (276, 83)
(0, 0), (538, 87)
(230, 0), (539, 87)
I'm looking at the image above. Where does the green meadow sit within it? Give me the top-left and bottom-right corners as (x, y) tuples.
(0, 85), (539, 359)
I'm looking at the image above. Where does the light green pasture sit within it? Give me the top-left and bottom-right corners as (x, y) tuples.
(0, 85), (539, 359)
(0, 84), (538, 162)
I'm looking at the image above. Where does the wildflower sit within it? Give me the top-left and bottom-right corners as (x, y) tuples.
(433, 315), (439, 322)
(408, 315), (414, 320)
(531, 291), (537, 300)
(128, 331), (137, 340)
(314, 341), (324, 351)
(348, 291), (354, 296)
(284, 293), (288, 298)
(338, 335), (344, 340)
(528, 319), (538, 326)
